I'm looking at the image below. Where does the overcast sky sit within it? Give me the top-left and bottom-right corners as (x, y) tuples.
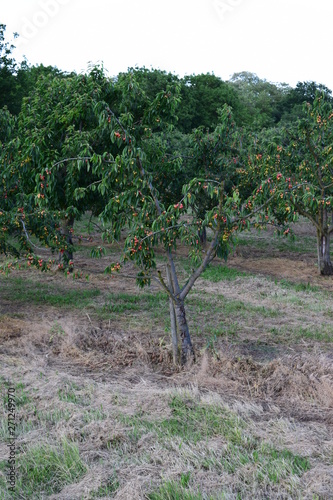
(2, 0), (333, 90)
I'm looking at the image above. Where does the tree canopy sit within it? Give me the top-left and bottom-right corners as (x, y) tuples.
(1, 24), (333, 363)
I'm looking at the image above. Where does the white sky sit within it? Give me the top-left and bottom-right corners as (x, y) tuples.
(2, 0), (333, 90)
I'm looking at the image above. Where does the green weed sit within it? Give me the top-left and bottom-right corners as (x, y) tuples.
(147, 480), (204, 500)
(0, 276), (100, 308)
(120, 393), (310, 493)
(89, 473), (119, 498)
(49, 322), (66, 342)
(38, 408), (72, 424)
(201, 265), (249, 282)
(120, 394), (246, 445)
(100, 291), (168, 318)
(270, 325), (333, 343)
(0, 439), (86, 497)
(236, 233), (318, 255)
(58, 382), (89, 406)
(277, 279), (320, 293)
(82, 407), (107, 423)
(1, 380), (31, 408)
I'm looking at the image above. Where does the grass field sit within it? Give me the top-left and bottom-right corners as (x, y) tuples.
(0, 220), (332, 499)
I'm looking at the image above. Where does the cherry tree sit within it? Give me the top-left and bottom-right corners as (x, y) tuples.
(75, 74), (254, 364)
(247, 94), (333, 275)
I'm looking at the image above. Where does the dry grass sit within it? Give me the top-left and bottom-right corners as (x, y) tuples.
(0, 228), (333, 499)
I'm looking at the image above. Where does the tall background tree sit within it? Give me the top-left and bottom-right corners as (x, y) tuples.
(0, 24), (18, 113)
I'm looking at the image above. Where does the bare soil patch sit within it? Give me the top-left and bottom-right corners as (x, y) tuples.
(228, 254), (333, 291)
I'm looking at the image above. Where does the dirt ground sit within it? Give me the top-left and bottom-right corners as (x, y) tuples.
(0, 226), (332, 499)
(228, 221), (333, 290)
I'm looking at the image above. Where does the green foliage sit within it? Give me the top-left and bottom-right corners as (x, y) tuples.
(178, 73), (241, 133)
(92, 101), (250, 289)
(0, 27), (67, 114)
(2, 68), (256, 358)
(0, 24), (18, 113)
(290, 81), (333, 106)
(229, 71), (291, 130)
(16, 67), (112, 214)
(0, 105), (16, 143)
(248, 95), (333, 225)
(123, 68), (241, 134)
(0, 66), (116, 263)
(246, 94), (333, 273)
(5, 61), (331, 358)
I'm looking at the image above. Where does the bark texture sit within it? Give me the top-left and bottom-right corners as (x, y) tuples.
(174, 302), (195, 365)
(317, 230), (333, 275)
(59, 216), (74, 264)
(166, 264), (180, 364)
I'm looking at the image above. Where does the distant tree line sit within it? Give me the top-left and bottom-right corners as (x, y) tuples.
(1, 25), (332, 130)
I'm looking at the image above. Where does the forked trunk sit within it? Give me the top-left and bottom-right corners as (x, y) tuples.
(174, 302), (195, 365)
(317, 230), (333, 275)
(166, 264), (180, 364)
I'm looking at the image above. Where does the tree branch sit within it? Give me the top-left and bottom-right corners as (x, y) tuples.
(293, 202), (320, 230)
(156, 270), (175, 301)
(179, 230), (219, 300)
(19, 219), (48, 251)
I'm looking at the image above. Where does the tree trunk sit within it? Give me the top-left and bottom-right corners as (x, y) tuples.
(317, 230), (333, 275)
(166, 264), (180, 364)
(59, 216), (74, 265)
(174, 301), (195, 365)
(165, 251), (195, 365)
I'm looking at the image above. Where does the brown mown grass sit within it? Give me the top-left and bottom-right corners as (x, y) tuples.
(0, 223), (332, 499)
